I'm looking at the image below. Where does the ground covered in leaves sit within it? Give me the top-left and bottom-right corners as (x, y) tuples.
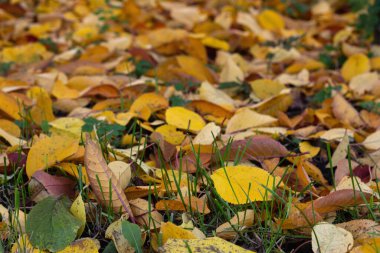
(1, 0), (380, 252)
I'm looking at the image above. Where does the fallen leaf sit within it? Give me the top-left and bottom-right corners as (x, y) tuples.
(330, 134), (350, 168)
(70, 194), (86, 237)
(25, 196), (82, 252)
(299, 141), (320, 158)
(108, 161), (132, 190)
(349, 72), (379, 95)
(84, 136), (134, 219)
(311, 222), (353, 253)
(193, 122), (221, 145)
(160, 236), (253, 253)
(27, 87), (55, 125)
(199, 81), (235, 111)
(165, 107), (206, 132)
(226, 108), (277, 133)
(362, 130), (380, 150)
(129, 93), (169, 121)
(121, 220), (143, 253)
(0, 91), (21, 120)
(332, 93), (364, 127)
(160, 222), (196, 244)
(341, 53), (370, 81)
(216, 210), (254, 239)
(250, 79), (285, 100)
(257, 9), (285, 32)
(211, 165), (277, 204)
(155, 124), (185, 146)
(26, 131), (79, 178)
(57, 238), (100, 253)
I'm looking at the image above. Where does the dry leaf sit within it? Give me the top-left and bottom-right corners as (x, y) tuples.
(341, 53), (370, 81)
(193, 122), (221, 145)
(216, 210), (254, 239)
(84, 136), (134, 219)
(226, 108), (277, 133)
(312, 222), (354, 253)
(362, 130), (380, 150)
(199, 81), (235, 111)
(332, 93), (364, 127)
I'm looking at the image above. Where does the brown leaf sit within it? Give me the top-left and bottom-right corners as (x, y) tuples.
(221, 135), (288, 162)
(31, 171), (76, 198)
(332, 93), (364, 128)
(84, 135), (134, 220)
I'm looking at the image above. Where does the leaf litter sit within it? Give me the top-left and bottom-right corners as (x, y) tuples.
(1, 0), (380, 252)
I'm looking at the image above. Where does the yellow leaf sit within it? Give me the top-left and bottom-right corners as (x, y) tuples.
(72, 25), (99, 44)
(0, 119), (21, 137)
(12, 234), (48, 253)
(155, 124), (185, 145)
(250, 79), (285, 100)
(341, 53), (370, 81)
(219, 54), (245, 83)
(49, 117), (84, 138)
(27, 87), (55, 125)
(0, 128), (25, 146)
(199, 81), (235, 111)
(1, 43), (49, 64)
(176, 55), (215, 82)
(129, 92), (169, 121)
(70, 194), (86, 237)
(162, 236), (253, 253)
(26, 131), (79, 178)
(165, 107), (206, 132)
(161, 222), (196, 244)
(57, 238), (100, 253)
(226, 108), (277, 133)
(57, 162), (89, 184)
(286, 59), (324, 74)
(52, 80), (80, 99)
(0, 91), (21, 120)
(211, 165), (277, 204)
(299, 141), (320, 158)
(201, 36), (230, 51)
(257, 9), (285, 32)
(370, 56), (380, 70)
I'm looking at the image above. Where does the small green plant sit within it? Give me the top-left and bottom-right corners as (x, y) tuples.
(129, 58), (153, 78)
(312, 85), (342, 103)
(358, 101), (380, 114)
(318, 45), (347, 70)
(0, 62), (12, 76)
(352, 0), (380, 41)
(82, 117), (125, 147)
(39, 38), (58, 53)
(169, 95), (187, 106)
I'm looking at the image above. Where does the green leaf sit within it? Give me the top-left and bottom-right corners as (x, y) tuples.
(0, 62), (12, 76)
(121, 220), (143, 253)
(170, 95), (187, 106)
(26, 196), (81, 252)
(102, 241), (117, 253)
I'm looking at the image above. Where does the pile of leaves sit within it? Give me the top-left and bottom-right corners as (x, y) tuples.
(1, 0), (380, 252)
